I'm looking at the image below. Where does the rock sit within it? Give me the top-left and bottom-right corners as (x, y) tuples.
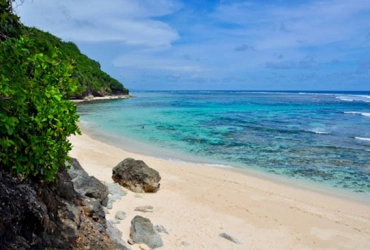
(68, 158), (109, 204)
(0, 166), (116, 250)
(81, 198), (106, 224)
(115, 211), (127, 220)
(219, 232), (241, 244)
(112, 158), (161, 193)
(134, 205), (154, 213)
(106, 182), (128, 196)
(154, 225), (169, 234)
(130, 215), (163, 249)
(106, 193), (123, 210)
(67, 158), (89, 179)
(106, 220), (131, 250)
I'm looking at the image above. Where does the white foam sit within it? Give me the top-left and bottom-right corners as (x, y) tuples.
(344, 111), (370, 117)
(355, 137), (370, 142)
(336, 95), (370, 103)
(309, 129), (330, 134)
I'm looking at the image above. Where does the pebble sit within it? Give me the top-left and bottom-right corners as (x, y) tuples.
(115, 210), (127, 220)
(135, 205), (154, 213)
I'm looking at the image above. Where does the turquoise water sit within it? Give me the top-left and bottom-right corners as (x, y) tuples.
(77, 91), (370, 198)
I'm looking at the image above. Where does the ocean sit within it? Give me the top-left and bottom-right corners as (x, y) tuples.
(76, 91), (370, 200)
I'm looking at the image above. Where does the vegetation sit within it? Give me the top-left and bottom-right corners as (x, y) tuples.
(25, 27), (129, 97)
(0, 0), (128, 181)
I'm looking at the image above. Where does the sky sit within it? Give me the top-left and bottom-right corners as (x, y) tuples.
(15, 0), (370, 90)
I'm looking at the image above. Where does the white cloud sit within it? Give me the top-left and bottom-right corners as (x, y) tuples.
(15, 0), (181, 46)
(212, 0), (370, 50)
(14, 0), (370, 89)
(113, 53), (206, 72)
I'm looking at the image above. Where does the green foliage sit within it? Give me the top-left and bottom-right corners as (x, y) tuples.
(0, 36), (81, 181)
(0, 0), (128, 181)
(0, 0), (22, 40)
(24, 27), (129, 96)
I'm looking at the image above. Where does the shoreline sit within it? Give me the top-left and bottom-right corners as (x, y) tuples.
(77, 121), (370, 205)
(71, 94), (131, 103)
(69, 130), (370, 249)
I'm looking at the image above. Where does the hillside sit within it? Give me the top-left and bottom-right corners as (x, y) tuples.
(24, 27), (129, 98)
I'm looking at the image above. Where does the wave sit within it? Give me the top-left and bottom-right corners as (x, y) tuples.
(355, 137), (370, 142)
(336, 95), (370, 103)
(344, 111), (370, 117)
(306, 129), (330, 135)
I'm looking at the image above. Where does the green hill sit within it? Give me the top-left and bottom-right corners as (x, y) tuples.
(24, 27), (129, 98)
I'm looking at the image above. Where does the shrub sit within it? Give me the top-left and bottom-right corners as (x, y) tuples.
(0, 36), (81, 181)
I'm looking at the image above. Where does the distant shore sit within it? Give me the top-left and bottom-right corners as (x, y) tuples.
(71, 94), (131, 103)
(69, 129), (370, 250)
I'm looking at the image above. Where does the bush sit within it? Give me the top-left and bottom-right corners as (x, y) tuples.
(0, 36), (81, 181)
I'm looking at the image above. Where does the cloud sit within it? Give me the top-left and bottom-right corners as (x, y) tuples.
(112, 53), (206, 72)
(16, 0), (181, 46)
(15, 0), (370, 90)
(213, 0), (370, 50)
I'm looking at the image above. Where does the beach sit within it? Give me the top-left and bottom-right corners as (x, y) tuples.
(69, 132), (370, 250)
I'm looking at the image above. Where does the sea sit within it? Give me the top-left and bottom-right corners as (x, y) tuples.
(76, 91), (370, 202)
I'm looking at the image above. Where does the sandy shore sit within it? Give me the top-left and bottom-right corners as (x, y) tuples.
(71, 94), (131, 103)
(69, 132), (370, 250)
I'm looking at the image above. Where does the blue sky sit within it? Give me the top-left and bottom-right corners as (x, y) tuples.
(16, 0), (370, 90)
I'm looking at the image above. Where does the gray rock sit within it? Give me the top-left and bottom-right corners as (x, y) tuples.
(68, 158), (109, 204)
(154, 225), (169, 234)
(106, 182), (128, 196)
(130, 215), (163, 249)
(106, 193), (123, 210)
(115, 210), (127, 220)
(219, 232), (241, 244)
(106, 220), (131, 250)
(0, 165), (117, 250)
(134, 205), (154, 213)
(67, 158), (89, 179)
(112, 158), (161, 193)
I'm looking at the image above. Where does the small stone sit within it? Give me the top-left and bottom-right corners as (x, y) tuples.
(115, 210), (127, 220)
(106, 182), (128, 196)
(134, 205), (154, 213)
(108, 219), (121, 225)
(154, 225), (169, 234)
(219, 232), (241, 244)
(127, 239), (134, 245)
(130, 216), (163, 249)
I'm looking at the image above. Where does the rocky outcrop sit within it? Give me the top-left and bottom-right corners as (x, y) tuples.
(112, 158), (161, 193)
(129, 216), (163, 249)
(0, 166), (117, 249)
(0, 159), (130, 250)
(68, 158), (109, 205)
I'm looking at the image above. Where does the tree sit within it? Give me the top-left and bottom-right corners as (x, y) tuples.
(0, 2), (81, 181)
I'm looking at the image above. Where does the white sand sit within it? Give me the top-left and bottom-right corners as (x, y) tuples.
(69, 133), (370, 250)
(71, 95), (131, 103)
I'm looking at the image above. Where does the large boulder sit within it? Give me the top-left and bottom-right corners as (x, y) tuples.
(129, 216), (163, 249)
(112, 158), (161, 193)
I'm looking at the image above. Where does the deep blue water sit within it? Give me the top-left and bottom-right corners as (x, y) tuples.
(77, 91), (370, 197)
